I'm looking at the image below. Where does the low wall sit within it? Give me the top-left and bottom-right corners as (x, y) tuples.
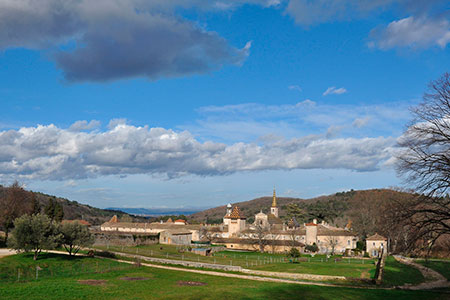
(93, 231), (159, 246)
(374, 251), (387, 285)
(107, 251), (243, 272)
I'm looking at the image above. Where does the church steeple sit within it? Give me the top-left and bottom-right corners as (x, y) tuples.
(272, 187), (277, 207)
(270, 187), (279, 218)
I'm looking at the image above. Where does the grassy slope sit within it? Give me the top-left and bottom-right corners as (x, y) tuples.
(416, 259), (450, 281)
(0, 253), (444, 300)
(96, 244), (375, 278)
(382, 256), (425, 287)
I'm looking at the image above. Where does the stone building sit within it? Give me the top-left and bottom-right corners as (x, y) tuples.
(366, 233), (387, 257)
(99, 188), (359, 254)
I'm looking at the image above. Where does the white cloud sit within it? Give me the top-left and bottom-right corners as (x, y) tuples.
(69, 120), (101, 131)
(369, 16), (450, 49)
(288, 85), (302, 92)
(323, 86), (347, 96)
(0, 121), (396, 181)
(186, 101), (411, 144)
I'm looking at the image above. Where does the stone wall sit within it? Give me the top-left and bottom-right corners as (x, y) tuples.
(93, 231), (159, 246)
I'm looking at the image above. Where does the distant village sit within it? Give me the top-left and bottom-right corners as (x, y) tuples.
(99, 189), (386, 257)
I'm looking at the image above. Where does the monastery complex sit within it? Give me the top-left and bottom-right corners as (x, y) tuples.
(101, 189), (385, 256)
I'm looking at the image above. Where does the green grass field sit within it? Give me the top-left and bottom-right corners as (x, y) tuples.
(416, 259), (450, 281)
(0, 253), (445, 300)
(95, 244), (377, 278)
(382, 256), (425, 287)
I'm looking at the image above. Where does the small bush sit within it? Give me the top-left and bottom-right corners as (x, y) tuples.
(94, 251), (116, 259)
(305, 243), (318, 253)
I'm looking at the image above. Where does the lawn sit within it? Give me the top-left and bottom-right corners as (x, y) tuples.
(0, 253), (445, 300)
(382, 256), (425, 287)
(416, 259), (450, 281)
(95, 244), (377, 278)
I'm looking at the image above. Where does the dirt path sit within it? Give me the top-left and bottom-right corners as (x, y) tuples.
(393, 255), (450, 290)
(0, 249), (17, 258)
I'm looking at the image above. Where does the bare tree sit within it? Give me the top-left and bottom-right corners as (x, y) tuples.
(254, 223), (269, 253)
(0, 182), (32, 242)
(325, 236), (338, 255)
(396, 73), (450, 248)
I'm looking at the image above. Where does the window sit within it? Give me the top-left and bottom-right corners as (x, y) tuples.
(373, 242), (375, 246)
(348, 240), (350, 245)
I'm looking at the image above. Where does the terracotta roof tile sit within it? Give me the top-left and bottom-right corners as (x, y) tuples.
(228, 206), (246, 219)
(366, 233), (387, 241)
(305, 222), (318, 226)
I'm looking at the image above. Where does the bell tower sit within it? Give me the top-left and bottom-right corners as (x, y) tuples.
(270, 187), (279, 218)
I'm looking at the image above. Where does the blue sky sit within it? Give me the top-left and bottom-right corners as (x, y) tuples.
(0, 0), (449, 209)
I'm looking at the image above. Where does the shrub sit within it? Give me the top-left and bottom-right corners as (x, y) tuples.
(305, 243), (319, 253)
(94, 250), (116, 259)
(8, 214), (60, 260)
(287, 247), (301, 258)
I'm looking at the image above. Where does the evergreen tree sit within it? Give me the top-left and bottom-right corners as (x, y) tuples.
(31, 193), (40, 215)
(54, 203), (64, 222)
(44, 198), (56, 221)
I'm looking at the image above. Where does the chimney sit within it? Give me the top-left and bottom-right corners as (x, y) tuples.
(313, 219), (317, 224)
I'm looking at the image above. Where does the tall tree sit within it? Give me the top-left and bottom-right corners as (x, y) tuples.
(0, 181), (32, 242)
(396, 73), (450, 245)
(54, 202), (64, 223)
(44, 198), (56, 221)
(31, 193), (40, 215)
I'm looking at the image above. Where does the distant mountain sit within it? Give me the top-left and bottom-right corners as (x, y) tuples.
(106, 207), (205, 217)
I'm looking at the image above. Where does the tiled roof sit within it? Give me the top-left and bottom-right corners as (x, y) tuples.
(366, 233), (387, 241)
(227, 206), (246, 219)
(305, 222), (318, 226)
(101, 222), (201, 230)
(213, 237), (304, 247)
(268, 213), (282, 224)
(316, 225), (356, 237)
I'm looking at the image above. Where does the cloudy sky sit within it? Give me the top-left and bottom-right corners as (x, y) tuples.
(0, 0), (449, 209)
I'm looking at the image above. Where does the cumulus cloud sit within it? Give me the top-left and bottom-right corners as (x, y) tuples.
(0, 122), (395, 181)
(0, 0), (257, 82)
(323, 86), (347, 96)
(69, 120), (101, 131)
(369, 16), (450, 49)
